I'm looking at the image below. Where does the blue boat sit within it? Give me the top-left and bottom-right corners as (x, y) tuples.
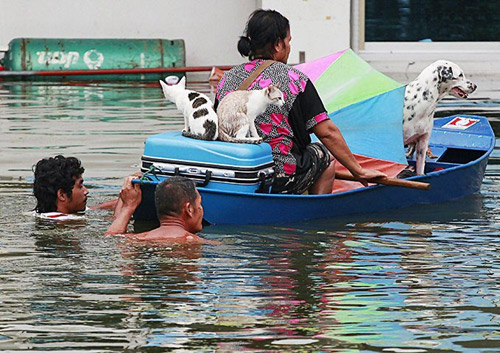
(133, 114), (495, 225)
(133, 50), (495, 224)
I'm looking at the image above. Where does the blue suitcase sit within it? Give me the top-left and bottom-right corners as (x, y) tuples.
(140, 131), (274, 193)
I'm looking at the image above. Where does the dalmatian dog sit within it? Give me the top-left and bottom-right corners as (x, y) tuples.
(403, 60), (477, 175)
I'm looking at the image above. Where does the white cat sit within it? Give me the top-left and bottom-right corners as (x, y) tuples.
(217, 85), (284, 144)
(159, 76), (218, 141)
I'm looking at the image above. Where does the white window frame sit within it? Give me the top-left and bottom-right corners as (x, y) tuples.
(351, 0), (500, 76)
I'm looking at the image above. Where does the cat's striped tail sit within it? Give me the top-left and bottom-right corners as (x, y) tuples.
(182, 120), (218, 141)
(218, 130), (262, 144)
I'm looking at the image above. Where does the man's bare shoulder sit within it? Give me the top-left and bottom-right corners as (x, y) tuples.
(121, 228), (219, 245)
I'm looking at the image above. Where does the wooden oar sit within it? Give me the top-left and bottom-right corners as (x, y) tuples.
(335, 171), (431, 190)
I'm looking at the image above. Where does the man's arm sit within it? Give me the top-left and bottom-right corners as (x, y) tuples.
(105, 176), (142, 235)
(312, 119), (387, 185)
(91, 198), (119, 210)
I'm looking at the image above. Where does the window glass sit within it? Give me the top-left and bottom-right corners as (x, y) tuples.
(366, 0), (500, 41)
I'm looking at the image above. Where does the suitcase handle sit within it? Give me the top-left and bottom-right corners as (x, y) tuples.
(173, 167), (212, 187)
(197, 170), (212, 187)
(255, 171), (273, 194)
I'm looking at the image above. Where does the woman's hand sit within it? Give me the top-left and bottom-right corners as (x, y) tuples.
(351, 168), (388, 186)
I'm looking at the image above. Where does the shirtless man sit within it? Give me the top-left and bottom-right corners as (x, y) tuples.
(105, 176), (211, 244)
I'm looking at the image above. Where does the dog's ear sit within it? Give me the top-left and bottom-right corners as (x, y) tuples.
(437, 65), (453, 82)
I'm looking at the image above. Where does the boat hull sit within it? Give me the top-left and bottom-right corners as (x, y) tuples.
(199, 155), (489, 224)
(133, 115), (495, 225)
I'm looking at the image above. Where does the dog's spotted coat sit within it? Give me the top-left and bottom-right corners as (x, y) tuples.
(403, 60), (477, 175)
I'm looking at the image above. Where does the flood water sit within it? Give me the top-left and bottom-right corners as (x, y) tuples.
(0, 78), (499, 352)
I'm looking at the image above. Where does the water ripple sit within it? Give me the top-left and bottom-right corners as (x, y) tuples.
(0, 81), (498, 352)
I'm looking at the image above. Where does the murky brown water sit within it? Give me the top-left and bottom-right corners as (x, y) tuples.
(0, 79), (498, 352)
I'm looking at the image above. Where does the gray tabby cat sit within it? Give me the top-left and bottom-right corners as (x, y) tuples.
(217, 85), (284, 144)
(159, 76), (218, 140)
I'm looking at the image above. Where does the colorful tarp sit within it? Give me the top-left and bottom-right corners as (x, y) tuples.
(296, 49), (407, 192)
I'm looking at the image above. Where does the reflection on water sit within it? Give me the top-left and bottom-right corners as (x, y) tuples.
(0, 80), (499, 352)
(0, 81), (187, 181)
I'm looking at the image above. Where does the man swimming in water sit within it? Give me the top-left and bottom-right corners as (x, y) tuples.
(33, 155), (89, 218)
(105, 175), (211, 244)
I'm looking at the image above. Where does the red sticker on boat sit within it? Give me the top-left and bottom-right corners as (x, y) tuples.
(442, 117), (479, 130)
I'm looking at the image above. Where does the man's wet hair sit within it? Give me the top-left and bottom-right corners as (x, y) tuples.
(33, 155), (85, 213)
(238, 9), (290, 60)
(155, 176), (198, 218)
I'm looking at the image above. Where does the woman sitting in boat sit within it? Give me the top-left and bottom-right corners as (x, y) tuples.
(215, 9), (386, 194)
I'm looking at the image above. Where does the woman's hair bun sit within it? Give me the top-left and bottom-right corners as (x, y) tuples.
(237, 36), (252, 57)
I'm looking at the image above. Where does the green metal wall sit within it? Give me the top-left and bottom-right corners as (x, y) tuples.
(2, 38), (185, 80)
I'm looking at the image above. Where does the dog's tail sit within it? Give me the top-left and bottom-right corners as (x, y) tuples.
(218, 129), (262, 144)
